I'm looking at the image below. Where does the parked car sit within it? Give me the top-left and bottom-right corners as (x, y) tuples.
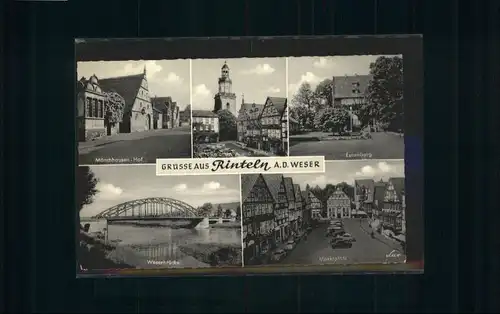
(293, 233), (302, 243)
(270, 249), (287, 262)
(284, 240), (295, 251)
(337, 233), (355, 242)
(306, 227), (313, 234)
(330, 238), (352, 249)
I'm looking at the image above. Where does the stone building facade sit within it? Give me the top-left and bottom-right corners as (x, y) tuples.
(77, 67), (153, 141)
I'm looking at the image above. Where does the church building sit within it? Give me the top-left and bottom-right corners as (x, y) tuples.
(77, 67), (153, 141)
(213, 61), (237, 117)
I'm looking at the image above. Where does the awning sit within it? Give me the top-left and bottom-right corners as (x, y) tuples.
(274, 226), (281, 231)
(248, 240), (255, 246)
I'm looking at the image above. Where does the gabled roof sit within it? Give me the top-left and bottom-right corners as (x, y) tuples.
(301, 191), (310, 204)
(264, 97), (287, 117)
(241, 174), (260, 203)
(192, 110), (218, 118)
(261, 174), (284, 203)
(283, 177), (295, 203)
(328, 188), (349, 200)
(373, 182), (387, 208)
(388, 177), (405, 199)
(355, 179), (375, 194)
(293, 184), (302, 201)
(308, 190), (321, 202)
(332, 75), (372, 99)
(98, 73), (145, 113)
(240, 103), (265, 120)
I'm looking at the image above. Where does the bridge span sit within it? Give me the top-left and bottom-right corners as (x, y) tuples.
(81, 197), (237, 229)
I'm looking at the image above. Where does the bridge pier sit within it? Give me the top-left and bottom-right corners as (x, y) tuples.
(194, 217), (210, 230)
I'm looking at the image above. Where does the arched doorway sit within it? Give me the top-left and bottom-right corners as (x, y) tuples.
(226, 103), (230, 111)
(146, 114), (151, 130)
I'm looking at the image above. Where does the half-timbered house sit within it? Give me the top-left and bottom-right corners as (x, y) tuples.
(382, 177), (405, 233)
(262, 174), (290, 245)
(293, 184), (303, 230)
(354, 179), (375, 217)
(259, 97), (288, 155)
(283, 177), (298, 233)
(308, 190), (323, 219)
(241, 174), (275, 265)
(301, 190), (312, 227)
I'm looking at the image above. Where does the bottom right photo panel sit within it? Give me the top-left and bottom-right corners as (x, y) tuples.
(241, 159), (406, 267)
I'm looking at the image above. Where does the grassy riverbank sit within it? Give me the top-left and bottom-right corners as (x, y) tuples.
(179, 243), (242, 267)
(78, 231), (135, 271)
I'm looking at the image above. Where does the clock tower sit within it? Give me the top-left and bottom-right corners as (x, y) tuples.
(213, 61), (237, 116)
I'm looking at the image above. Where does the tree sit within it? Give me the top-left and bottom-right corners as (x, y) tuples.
(321, 107), (351, 134)
(314, 79), (334, 107)
(217, 204), (224, 217)
(361, 56), (404, 131)
(200, 203), (213, 216)
(291, 82), (317, 129)
(224, 209), (232, 218)
(76, 166), (99, 213)
(104, 91), (126, 126)
(217, 109), (237, 141)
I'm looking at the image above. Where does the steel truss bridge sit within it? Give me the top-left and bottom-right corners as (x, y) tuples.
(92, 197), (202, 222)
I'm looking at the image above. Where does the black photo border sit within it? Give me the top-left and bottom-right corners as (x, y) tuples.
(75, 35), (423, 278)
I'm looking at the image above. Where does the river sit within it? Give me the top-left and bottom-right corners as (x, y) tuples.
(84, 220), (242, 269)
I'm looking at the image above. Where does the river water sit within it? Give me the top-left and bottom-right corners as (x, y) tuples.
(84, 220), (242, 269)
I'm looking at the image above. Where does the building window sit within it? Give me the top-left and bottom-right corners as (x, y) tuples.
(85, 97), (91, 117)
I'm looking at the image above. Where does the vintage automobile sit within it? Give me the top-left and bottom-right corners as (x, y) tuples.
(337, 233), (356, 242)
(284, 240), (296, 251)
(270, 249), (287, 262)
(330, 237), (353, 249)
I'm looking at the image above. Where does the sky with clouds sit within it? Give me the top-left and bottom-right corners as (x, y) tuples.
(191, 58), (286, 111)
(287, 55), (402, 97)
(285, 160), (405, 190)
(77, 60), (190, 110)
(80, 166), (240, 217)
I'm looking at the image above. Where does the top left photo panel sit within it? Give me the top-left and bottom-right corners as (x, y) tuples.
(76, 59), (192, 165)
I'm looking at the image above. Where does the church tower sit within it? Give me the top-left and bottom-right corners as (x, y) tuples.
(213, 61), (237, 116)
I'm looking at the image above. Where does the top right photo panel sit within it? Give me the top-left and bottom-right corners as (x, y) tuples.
(288, 55), (404, 160)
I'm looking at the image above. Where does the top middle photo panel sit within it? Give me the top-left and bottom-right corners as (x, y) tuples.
(192, 58), (288, 158)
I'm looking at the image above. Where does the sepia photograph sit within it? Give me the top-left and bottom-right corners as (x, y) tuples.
(76, 59), (192, 165)
(241, 160), (406, 267)
(288, 55), (404, 160)
(77, 166), (243, 271)
(191, 58), (289, 158)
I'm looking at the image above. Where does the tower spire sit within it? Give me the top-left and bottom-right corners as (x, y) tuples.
(143, 65), (147, 75)
(242, 93), (244, 104)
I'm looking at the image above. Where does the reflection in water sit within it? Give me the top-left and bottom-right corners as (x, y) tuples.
(104, 224), (242, 268)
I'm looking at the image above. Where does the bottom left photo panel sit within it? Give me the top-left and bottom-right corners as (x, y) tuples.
(76, 165), (243, 273)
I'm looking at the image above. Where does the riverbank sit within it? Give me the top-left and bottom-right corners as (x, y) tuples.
(210, 221), (241, 229)
(78, 231), (135, 271)
(109, 220), (192, 228)
(179, 243), (242, 267)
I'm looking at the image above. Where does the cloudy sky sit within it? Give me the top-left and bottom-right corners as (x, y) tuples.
(77, 60), (190, 110)
(191, 58), (286, 111)
(80, 166), (240, 217)
(287, 55), (402, 97)
(286, 160), (405, 190)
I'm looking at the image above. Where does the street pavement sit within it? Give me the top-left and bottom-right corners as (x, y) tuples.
(289, 132), (404, 160)
(78, 127), (192, 165)
(281, 218), (406, 266)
